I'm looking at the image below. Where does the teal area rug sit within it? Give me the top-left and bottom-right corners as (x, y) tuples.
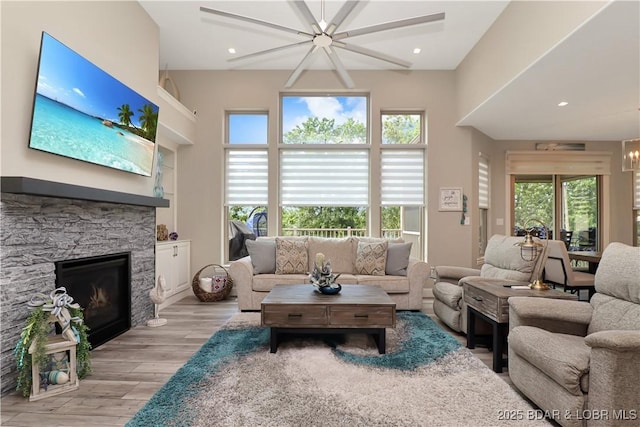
(127, 312), (548, 427)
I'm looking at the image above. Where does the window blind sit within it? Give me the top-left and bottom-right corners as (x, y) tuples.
(280, 149), (369, 206)
(478, 156), (490, 209)
(506, 151), (611, 175)
(225, 149), (268, 205)
(381, 150), (424, 206)
(635, 170), (640, 209)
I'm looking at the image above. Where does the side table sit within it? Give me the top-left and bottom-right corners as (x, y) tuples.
(463, 278), (577, 373)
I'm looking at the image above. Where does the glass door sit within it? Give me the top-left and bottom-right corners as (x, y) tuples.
(559, 176), (599, 252)
(512, 175), (601, 251)
(512, 175), (554, 237)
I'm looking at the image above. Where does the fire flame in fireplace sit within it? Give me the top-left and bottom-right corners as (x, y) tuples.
(86, 285), (111, 320)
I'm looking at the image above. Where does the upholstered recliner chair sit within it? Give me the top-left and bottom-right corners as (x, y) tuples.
(508, 242), (640, 427)
(432, 234), (540, 333)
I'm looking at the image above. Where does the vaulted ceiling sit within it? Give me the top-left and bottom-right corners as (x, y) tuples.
(140, 0), (639, 141)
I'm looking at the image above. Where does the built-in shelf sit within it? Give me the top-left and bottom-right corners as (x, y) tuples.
(1, 177), (169, 208)
(157, 86), (196, 146)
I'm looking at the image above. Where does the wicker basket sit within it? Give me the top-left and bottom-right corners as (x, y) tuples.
(192, 264), (233, 302)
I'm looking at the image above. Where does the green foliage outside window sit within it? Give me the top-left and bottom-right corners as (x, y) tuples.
(514, 176), (597, 236)
(283, 117), (366, 144)
(514, 181), (553, 228)
(282, 207), (366, 232)
(382, 114), (421, 144)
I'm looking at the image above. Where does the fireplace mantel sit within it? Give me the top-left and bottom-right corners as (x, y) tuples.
(1, 176), (169, 208)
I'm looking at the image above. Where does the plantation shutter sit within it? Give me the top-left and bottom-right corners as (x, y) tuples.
(225, 149), (268, 205)
(280, 149), (369, 206)
(478, 156), (490, 209)
(635, 170), (640, 209)
(381, 150), (424, 206)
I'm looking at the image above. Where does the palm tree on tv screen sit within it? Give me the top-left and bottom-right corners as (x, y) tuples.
(138, 104), (158, 142)
(117, 104), (134, 128)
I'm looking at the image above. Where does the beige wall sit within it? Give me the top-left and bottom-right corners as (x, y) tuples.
(456, 0), (608, 121)
(0, 1), (160, 196)
(168, 69), (476, 272)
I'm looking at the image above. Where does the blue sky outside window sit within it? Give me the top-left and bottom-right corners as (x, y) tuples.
(228, 113), (268, 144)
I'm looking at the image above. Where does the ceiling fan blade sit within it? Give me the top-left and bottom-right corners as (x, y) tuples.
(333, 12), (445, 40)
(200, 6), (313, 38)
(229, 40), (313, 63)
(334, 42), (411, 68)
(289, 0), (322, 34)
(323, 46), (355, 89)
(285, 45), (319, 88)
(326, 0), (359, 35)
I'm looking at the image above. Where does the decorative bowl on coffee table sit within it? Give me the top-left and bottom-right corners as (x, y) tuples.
(317, 283), (342, 295)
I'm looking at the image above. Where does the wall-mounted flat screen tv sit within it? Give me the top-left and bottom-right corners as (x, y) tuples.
(28, 32), (159, 177)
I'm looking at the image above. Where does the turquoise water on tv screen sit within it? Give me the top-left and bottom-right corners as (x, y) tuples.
(30, 93), (154, 176)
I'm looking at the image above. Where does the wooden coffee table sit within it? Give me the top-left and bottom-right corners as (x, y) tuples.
(261, 284), (396, 354)
(463, 278), (578, 372)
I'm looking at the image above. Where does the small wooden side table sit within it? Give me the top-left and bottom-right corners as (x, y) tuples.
(463, 278), (577, 373)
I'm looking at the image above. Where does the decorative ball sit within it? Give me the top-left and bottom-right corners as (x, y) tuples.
(48, 370), (69, 385)
(169, 232), (179, 241)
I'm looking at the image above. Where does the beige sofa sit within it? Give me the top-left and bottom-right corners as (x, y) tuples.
(229, 236), (429, 311)
(507, 242), (640, 427)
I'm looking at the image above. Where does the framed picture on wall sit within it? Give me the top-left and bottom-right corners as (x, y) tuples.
(439, 187), (463, 211)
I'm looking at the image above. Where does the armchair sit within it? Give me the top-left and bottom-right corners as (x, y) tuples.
(432, 235), (541, 333)
(508, 242), (640, 427)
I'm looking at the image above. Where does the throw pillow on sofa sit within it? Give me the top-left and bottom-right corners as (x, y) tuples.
(275, 237), (309, 274)
(355, 241), (388, 276)
(245, 239), (276, 274)
(386, 242), (412, 276)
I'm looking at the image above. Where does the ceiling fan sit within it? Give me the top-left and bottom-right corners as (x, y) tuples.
(200, 1), (445, 88)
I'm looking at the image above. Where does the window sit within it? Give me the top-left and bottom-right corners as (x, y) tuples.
(228, 113), (268, 144)
(379, 112), (426, 257)
(279, 94), (371, 237)
(381, 113), (422, 144)
(223, 97), (427, 258)
(225, 112), (269, 260)
(281, 95), (367, 144)
(513, 176), (554, 234)
(478, 156), (490, 256)
(512, 174), (601, 251)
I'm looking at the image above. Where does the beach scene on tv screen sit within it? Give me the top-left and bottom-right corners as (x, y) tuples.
(29, 32), (158, 177)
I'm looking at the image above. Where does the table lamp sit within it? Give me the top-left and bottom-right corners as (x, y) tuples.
(515, 218), (551, 290)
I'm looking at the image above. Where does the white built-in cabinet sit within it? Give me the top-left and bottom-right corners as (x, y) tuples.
(154, 85), (196, 308)
(156, 240), (191, 309)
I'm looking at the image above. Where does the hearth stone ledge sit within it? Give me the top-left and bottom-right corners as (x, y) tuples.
(1, 176), (169, 207)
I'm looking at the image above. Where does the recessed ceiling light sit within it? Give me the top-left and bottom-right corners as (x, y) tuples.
(557, 101), (569, 107)
(413, 48), (421, 54)
(228, 48), (236, 54)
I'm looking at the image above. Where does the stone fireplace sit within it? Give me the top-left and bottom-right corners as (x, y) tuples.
(0, 177), (165, 396)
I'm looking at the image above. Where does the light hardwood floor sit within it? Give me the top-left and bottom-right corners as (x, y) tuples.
(1, 296), (511, 427)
